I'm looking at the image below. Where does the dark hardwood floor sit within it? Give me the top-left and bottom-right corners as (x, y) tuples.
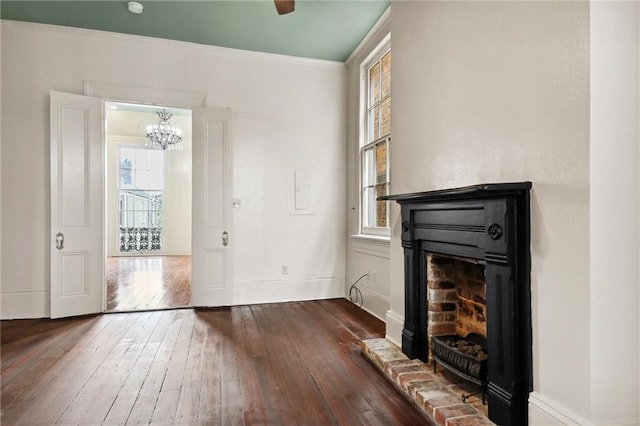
(106, 256), (191, 312)
(1, 299), (427, 425)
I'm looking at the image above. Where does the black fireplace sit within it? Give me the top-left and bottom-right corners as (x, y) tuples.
(380, 182), (532, 426)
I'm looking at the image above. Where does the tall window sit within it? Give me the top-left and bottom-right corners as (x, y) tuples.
(361, 45), (391, 235)
(119, 147), (164, 252)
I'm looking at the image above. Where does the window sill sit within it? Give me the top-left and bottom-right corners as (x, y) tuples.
(350, 234), (390, 258)
(350, 234), (390, 245)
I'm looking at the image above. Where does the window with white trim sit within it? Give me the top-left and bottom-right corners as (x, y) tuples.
(118, 147), (164, 252)
(361, 42), (391, 236)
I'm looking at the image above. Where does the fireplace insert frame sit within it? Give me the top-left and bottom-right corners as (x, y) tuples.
(431, 334), (488, 403)
(380, 182), (532, 426)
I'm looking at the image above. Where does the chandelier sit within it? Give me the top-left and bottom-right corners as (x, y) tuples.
(146, 109), (183, 151)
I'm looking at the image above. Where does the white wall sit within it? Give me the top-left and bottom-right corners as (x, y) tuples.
(105, 110), (192, 257)
(344, 10), (392, 322)
(390, 1), (593, 423)
(0, 21), (346, 318)
(0, 22), (3, 315)
(590, 1), (640, 425)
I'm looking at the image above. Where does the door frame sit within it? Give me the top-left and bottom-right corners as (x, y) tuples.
(83, 81), (216, 312)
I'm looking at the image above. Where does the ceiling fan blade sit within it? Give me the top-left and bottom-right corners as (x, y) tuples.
(274, 0), (295, 15)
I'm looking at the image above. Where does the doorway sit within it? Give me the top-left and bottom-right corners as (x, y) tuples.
(51, 90), (233, 318)
(104, 102), (192, 312)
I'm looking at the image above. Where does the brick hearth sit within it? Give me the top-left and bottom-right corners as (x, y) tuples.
(362, 338), (494, 426)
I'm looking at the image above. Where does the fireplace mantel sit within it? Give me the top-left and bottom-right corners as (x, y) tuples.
(381, 182), (532, 426)
(379, 181), (532, 202)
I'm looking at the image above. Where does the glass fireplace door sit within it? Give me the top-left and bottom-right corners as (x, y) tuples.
(118, 147), (164, 253)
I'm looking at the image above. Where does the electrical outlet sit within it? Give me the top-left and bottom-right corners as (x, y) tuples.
(282, 265), (288, 275)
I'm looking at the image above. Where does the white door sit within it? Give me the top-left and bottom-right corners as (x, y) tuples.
(50, 91), (104, 318)
(191, 107), (233, 306)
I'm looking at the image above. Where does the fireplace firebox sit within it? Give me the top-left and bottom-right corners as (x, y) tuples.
(380, 182), (532, 426)
(431, 333), (488, 403)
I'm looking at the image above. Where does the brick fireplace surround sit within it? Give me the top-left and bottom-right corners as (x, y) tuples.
(426, 254), (487, 352)
(369, 182), (532, 426)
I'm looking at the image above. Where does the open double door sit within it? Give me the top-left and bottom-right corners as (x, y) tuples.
(50, 91), (232, 318)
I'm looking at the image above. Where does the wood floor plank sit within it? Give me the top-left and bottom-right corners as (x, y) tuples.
(106, 255), (191, 312)
(320, 301), (430, 423)
(124, 311), (185, 425)
(317, 298), (386, 340)
(196, 311), (223, 425)
(231, 306), (268, 425)
(49, 313), (146, 424)
(1, 314), (120, 425)
(251, 303), (336, 424)
(76, 311), (164, 424)
(1, 299), (428, 426)
(218, 307), (250, 425)
(298, 301), (429, 424)
(174, 312), (208, 425)
(102, 310), (175, 424)
(282, 302), (379, 425)
(0, 316), (99, 403)
(149, 309), (196, 424)
(19, 313), (139, 425)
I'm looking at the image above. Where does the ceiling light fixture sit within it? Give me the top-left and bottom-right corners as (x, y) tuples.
(274, 0), (295, 15)
(127, 2), (143, 14)
(146, 109), (183, 151)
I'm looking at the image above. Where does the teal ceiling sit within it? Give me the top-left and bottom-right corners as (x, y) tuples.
(0, 0), (389, 62)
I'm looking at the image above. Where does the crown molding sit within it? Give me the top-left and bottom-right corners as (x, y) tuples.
(345, 7), (391, 66)
(0, 19), (346, 69)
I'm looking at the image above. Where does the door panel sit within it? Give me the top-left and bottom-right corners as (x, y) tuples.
(59, 253), (89, 296)
(204, 250), (226, 289)
(50, 91), (103, 318)
(205, 121), (226, 227)
(191, 107), (232, 306)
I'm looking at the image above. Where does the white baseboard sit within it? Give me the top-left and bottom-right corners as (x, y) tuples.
(232, 277), (345, 305)
(529, 392), (593, 426)
(344, 298), (384, 322)
(162, 248), (191, 256)
(346, 284), (389, 322)
(2, 278), (344, 318)
(529, 392), (639, 425)
(1, 291), (49, 319)
(384, 309), (404, 347)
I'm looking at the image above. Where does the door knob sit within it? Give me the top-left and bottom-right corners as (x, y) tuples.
(222, 231), (229, 247)
(56, 232), (64, 250)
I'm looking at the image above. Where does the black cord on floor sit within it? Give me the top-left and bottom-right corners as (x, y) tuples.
(349, 273), (368, 308)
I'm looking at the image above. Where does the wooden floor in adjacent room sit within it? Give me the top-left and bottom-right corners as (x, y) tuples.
(106, 255), (191, 312)
(0, 299), (427, 425)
